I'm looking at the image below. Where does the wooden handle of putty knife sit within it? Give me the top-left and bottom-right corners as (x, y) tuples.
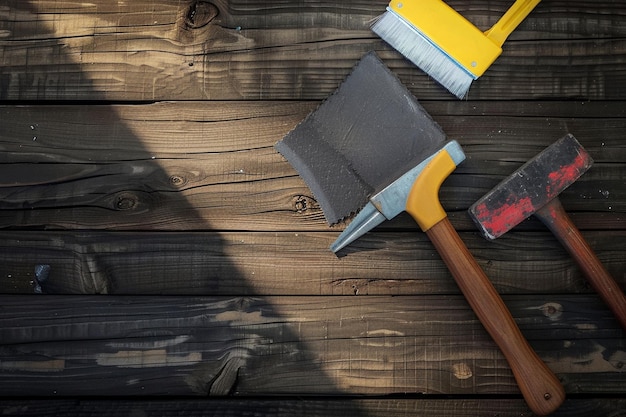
(405, 149), (565, 415)
(535, 198), (626, 332)
(426, 217), (565, 416)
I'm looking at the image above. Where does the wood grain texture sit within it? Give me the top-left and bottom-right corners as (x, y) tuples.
(0, 229), (624, 296)
(0, 101), (624, 231)
(2, 398), (626, 417)
(0, 1), (625, 412)
(0, 294), (624, 397)
(1, 1), (626, 100)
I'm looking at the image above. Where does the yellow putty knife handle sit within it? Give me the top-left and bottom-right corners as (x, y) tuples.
(405, 150), (565, 416)
(485, 0), (542, 47)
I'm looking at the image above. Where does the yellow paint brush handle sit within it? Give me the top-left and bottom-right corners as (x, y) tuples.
(485, 0), (541, 47)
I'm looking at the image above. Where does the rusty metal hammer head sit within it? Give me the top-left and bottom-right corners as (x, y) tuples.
(468, 134), (593, 240)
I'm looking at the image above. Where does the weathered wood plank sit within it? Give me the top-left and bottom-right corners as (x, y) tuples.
(1, 1), (625, 100)
(2, 398), (626, 417)
(0, 101), (624, 231)
(0, 294), (624, 397)
(0, 230), (624, 296)
(0, 0), (623, 412)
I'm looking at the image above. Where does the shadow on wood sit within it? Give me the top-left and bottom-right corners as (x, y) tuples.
(0, 2), (367, 410)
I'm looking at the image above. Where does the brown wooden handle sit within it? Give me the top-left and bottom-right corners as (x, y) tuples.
(425, 217), (565, 416)
(535, 198), (626, 332)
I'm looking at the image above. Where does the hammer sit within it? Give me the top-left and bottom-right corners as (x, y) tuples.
(469, 134), (626, 331)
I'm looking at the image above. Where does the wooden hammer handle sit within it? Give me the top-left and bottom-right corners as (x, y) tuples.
(535, 198), (626, 331)
(426, 217), (565, 416)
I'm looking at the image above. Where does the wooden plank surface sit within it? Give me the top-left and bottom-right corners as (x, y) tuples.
(1, 1), (626, 100)
(0, 101), (624, 231)
(0, 230), (624, 296)
(1, 1), (625, 415)
(2, 398), (626, 417)
(0, 100), (624, 298)
(0, 294), (624, 397)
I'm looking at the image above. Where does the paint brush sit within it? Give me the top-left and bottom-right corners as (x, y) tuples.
(371, 0), (541, 98)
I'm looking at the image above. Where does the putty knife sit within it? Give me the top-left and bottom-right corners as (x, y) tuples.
(276, 52), (445, 225)
(275, 52), (564, 416)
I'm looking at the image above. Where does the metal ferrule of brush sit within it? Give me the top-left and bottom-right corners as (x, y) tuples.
(330, 141), (465, 253)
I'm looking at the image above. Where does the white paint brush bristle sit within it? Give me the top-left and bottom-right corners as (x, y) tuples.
(371, 10), (476, 99)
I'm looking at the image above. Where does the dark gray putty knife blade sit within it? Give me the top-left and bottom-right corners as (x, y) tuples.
(275, 51), (446, 225)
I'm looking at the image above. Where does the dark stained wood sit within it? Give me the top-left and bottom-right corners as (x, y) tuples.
(0, 1), (625, 413)
(0, 294), (624, 397)
(2, 398), (626, 417)
(1, 1), (626, 100)
(0, 230), (624, 296)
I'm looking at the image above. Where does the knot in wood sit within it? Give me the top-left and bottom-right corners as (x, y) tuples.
(169, 174), (187, 187)
(451, 363), (473, 380)
(115, 193), (138, 211)
(293, 195), (317, 213)
(185, 1), (219, 29)
(540, 302), (563, 321)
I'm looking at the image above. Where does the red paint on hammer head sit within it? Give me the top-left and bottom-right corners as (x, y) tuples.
(469, 134), (593, 240)
(546, 152), (591, 199)
(472, 195), (535, 239)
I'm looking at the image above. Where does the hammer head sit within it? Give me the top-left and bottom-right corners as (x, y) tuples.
(469, 134), (593, 240)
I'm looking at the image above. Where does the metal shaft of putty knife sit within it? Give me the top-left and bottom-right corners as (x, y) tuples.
(332, 140), (565, 416)
(331, 141), (462, 252)
(469, 133), (626, 332)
